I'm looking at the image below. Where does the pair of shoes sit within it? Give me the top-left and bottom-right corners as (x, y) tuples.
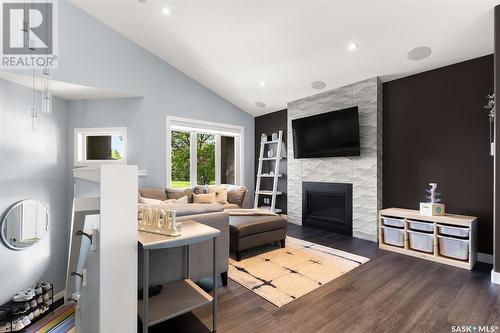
(39, 282), (51, 293)
(12, 302), (30, 315)
(27, 312), (34, 321)
(43, 292), (50, 302)
(32, 308), (40, 318)
(33, 282), (51, 294)
(12, 289), (35, 302)
(0, 321), (11, 333)
(39, 303), (49, 315)
(33, 284), (43, 296)
(12, 316), (30, 331)
(30, 299), (37, 308)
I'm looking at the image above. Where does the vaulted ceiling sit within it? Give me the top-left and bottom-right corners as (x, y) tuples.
(73, 0), (498, 116)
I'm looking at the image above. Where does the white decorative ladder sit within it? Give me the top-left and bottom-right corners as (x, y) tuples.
(254, 130), (283, 213)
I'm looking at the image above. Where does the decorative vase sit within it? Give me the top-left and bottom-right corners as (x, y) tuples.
(261, 134), (267, 143)
(272, 132), (278, 141)
(267, 149), (273, 158)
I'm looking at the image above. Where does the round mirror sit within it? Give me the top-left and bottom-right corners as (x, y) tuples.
(1, 200), (50, 250)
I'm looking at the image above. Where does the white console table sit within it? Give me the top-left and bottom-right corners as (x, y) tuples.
(138, 220), (220, 333)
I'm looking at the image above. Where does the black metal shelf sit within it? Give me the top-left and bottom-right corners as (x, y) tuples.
(0, 283), (54, 332)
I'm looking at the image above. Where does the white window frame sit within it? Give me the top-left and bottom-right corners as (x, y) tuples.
(166, 116), (244, 188)
(74, 127), (128, 167)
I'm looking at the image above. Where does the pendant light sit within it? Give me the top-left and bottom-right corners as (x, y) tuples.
(40, 0), (52, 114)
(30, 66), (39, 132)
(41, 67), (52, 114)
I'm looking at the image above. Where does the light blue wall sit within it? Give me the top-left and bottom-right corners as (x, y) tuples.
(0, 1), (254, 304)
(57, 1), (255, 190)
(0, 80), (69, 303)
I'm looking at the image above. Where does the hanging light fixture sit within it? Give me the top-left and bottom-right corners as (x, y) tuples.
(30, 66), (39, 132)
(40, 0), (52, 114)
(27, 0), (39, 131)
(41, 67), (52, 114)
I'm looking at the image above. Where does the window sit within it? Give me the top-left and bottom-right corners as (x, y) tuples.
(74, 127), (127, 166)
(167, 117), (244, 188)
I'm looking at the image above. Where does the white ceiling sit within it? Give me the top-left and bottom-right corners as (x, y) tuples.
(0, 71), (137, 100)
(73, 0), (499, 116)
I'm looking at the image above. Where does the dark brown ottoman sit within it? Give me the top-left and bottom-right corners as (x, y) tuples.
(229, 215), (287, 261)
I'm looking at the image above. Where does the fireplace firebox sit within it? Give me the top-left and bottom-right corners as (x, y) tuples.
(302, 182), (353, 236)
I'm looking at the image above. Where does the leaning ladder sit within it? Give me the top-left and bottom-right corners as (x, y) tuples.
(254, 130), (283, 213)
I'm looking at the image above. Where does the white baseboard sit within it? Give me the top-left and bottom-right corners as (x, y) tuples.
(491, 270), (500, 285)
(478, 252), (493, 264)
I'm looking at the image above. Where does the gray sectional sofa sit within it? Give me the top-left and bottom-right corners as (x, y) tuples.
(138, 186), (248, 287)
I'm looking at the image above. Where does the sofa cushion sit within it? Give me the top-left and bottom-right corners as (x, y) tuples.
(222, 203), (239, 209)
(146, 203), (224, 217)
(227, 186), (247, 207)
(166, 188), (194, 203)
(139, 188), (167, 201)
(193, 185), (208, 194)
(229, 215), (287, 238)
(193, 192), (217, 204)
(163, 195), (189, 204)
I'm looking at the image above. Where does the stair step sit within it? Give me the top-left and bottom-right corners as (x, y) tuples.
(258, 174), (282, 178)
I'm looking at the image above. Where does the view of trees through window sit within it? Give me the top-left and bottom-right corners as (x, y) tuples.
(197, 133), (216, 185)
(170, 131), (216, 188)
(171, 131), (191, 188)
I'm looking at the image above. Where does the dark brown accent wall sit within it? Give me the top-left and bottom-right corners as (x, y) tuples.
(254, 109), (287, 213)
(383, 55), (494, 254)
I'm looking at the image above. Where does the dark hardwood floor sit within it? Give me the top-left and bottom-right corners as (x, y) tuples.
(148, 224), (500, 333)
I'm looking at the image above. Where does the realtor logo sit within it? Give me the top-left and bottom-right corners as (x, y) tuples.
(1, 0), (58, 68)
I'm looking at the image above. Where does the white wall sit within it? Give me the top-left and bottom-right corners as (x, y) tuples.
(0, 80), (69, 303)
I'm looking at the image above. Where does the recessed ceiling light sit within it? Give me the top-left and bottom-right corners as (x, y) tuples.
(162, 7), (171, 15)
(407, 46), (432, 61)
(311, 81), (326, 90)
(348, 42), (358, 51)
(255, 101), (266, 108)
(260, 82), (266, 87)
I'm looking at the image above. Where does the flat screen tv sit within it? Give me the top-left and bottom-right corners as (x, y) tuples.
(292, 106), (360, 158)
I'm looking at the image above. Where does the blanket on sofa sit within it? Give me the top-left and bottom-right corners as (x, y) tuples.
(226, 208), (278, 216)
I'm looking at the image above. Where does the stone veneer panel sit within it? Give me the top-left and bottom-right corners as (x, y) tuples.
(287, 77), (382, 241)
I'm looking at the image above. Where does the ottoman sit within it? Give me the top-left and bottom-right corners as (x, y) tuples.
(229, 215), (287, 261)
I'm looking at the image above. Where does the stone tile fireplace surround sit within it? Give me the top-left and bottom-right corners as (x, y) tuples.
(287, 77), (382, 241)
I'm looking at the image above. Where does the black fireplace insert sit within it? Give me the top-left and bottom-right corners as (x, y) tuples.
(302, 182), (353, 236)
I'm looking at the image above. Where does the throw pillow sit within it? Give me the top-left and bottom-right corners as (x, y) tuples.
(163, 195), (188, 205)
(227, 186), (247, 207)
(139, 188), (168, 201)
(193, 185), (208, 194)
(192, 192), (217, 204)
(166, 188), (194, 203)
(207, 185), (228, 204)
(139, 197), (164, 205)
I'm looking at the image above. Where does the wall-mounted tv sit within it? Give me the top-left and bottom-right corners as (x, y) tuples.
(292, 106), (360, 158)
